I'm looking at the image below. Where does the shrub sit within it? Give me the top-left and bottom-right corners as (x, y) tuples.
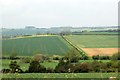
(91, 61), (101, 72)
(99, 56), (110, 60)
(81, 55), (89, 60)
(52, 55), (60, 60)
(21, 57), (31, 63)
(92, 55), (99, 60)
(46, 68), (54, 73)
(32, 54), (45, 62)
(9, 61), (23, 73)
(64, 49), (80, 63)
(54, 59), (69, 73)
(28, 60), (46, 73)
(1, 69), (10, 73)
(74, 63), (92, 73)
(111, 52), (120, 60)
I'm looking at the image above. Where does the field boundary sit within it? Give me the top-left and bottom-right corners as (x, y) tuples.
(61, 35), (86, 55)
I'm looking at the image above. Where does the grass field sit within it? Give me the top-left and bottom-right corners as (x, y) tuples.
(64, 35), (119, 48)
(2, 36), (72, 56)
(1, 73), (119, 79)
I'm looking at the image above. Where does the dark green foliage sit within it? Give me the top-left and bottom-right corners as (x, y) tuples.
(74, 63), (92, 73)
(91, 61), (101, 72)
(21, 57), (31, 63)
(111, 52), (120, 60)
(1, 69), (10, 73)
(80, 55), (89, 60)
(64, 49), (80, 63)
(54, 59), (69, 73)
(46, 68), (54, 73)
(99, 56), (110, 60)
(92, 55), (99, 60)
(9, 61), (23, 73)
(28, 60), (46, 73)
(92, 55), (110, 60)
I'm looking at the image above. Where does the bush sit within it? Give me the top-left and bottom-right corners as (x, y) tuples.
(111, 52), (120, 60)
(9, 61), (23, 73)
(64, 49), (81, 63)
(91, 61), (101, 72)
(74, 63), (92, 73)
(99, 56), (110, 60)
(1, 69), (10, 73)
(21, 57), (31, 63)
(32, 54), (45, 62)
(81, 55), (89, 60)
(46, 68), (54, 73)
(92, 55), (110, 60)
(92, 55), (99, 60)
(28, 60), (46, 73)
(54, 59), (69, 73)
(52, 55), (60, 60)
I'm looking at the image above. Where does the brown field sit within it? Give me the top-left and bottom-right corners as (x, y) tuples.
(81, 48), (120, 56)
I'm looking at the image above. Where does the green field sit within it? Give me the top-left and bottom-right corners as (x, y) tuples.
(72, 31), (119, 35)
(1, 59), (58, 71)
(1, 59), (111, 71)
(64, 35), (119, 48)
(1, 73), (119, 79)
(2, 36), (72, 56)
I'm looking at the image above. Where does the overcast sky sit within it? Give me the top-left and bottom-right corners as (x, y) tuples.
(1, 0), (119, 28)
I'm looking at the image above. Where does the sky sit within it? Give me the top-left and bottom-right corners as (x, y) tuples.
(0, 0), (119, 28)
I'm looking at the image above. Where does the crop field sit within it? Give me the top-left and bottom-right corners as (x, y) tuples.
(82, 48), (120, 56)
(64, 35), (119, 48)
(64, 35), (119, 56)
(2, 36), (72, 56)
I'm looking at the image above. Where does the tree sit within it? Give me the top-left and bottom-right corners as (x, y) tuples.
(28, 60), (46, 73)
(32, 54), (45, 62)
(65, 49), (80, 63)
(92, 55), (99, 60)
(111, 52), (120, 60)
(74, 63), (92, 73)
(54, 59), (69, 73)
(9, 61), (23, 73)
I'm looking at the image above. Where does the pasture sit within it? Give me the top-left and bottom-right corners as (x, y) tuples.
(2, 36), (72, 56)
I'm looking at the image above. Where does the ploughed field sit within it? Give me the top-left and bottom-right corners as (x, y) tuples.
(64, 35), (119, 56)
(2, 36), (72, 56)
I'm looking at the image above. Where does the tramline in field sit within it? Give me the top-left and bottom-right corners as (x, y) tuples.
(2, 35), (72, 56)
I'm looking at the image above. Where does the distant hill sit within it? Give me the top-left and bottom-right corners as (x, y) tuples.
(1, 26), (119, 37)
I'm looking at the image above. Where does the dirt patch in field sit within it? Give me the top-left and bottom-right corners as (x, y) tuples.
(81, 48), (120, 56)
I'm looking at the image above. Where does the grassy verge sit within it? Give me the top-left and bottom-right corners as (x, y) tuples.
(1, 73), (119, 78)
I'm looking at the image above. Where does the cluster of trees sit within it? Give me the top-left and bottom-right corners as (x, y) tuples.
(1, 52), (120, 73)
(1, 58), (120, 73)
(1, 49), (120, 73)
(1, 61), (23, 73)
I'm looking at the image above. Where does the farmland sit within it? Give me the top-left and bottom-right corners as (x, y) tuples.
(64, 35), (119, 56)
(64, 35), (119, 48)
(1, 34), (119, 79)
(2, 36), (72, 56)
